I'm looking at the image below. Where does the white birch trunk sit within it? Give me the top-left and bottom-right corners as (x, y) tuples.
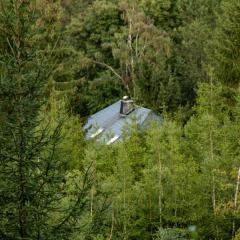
(232, 167), (240, 236)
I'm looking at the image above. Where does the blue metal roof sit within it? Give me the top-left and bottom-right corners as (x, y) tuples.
(84, 100), (155, 144)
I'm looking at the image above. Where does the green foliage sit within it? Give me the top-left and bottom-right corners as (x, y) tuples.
(154, 228), (189, 240)
(72, 79), (240, 239)
(70, 74), (123, 118)
(2, 0), (240, 240)
(67, 0), (215, 115)
(209, 0), (240, 87)
(66, 0), (125, 116)
(0, 2), (91, 239)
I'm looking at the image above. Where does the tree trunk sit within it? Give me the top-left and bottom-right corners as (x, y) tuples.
(232, 167), (240, 237)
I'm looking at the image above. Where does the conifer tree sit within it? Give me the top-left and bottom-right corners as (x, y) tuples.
(37, 0), (83, 103)
(0, 1), (91, 239)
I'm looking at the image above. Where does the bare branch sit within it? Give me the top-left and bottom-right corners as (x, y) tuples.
(92, 60), (123, 81)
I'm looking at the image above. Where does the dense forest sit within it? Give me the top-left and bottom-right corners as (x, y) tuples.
(1, 0), (240, 239)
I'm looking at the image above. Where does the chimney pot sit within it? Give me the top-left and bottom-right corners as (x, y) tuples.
(120, 96), (134, 116)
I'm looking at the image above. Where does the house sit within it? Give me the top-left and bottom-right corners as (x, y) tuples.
(83, 96), (160, 144)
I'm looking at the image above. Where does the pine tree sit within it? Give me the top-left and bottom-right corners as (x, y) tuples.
(36, 0), (83, 104)
(0, 1), (91, 239)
